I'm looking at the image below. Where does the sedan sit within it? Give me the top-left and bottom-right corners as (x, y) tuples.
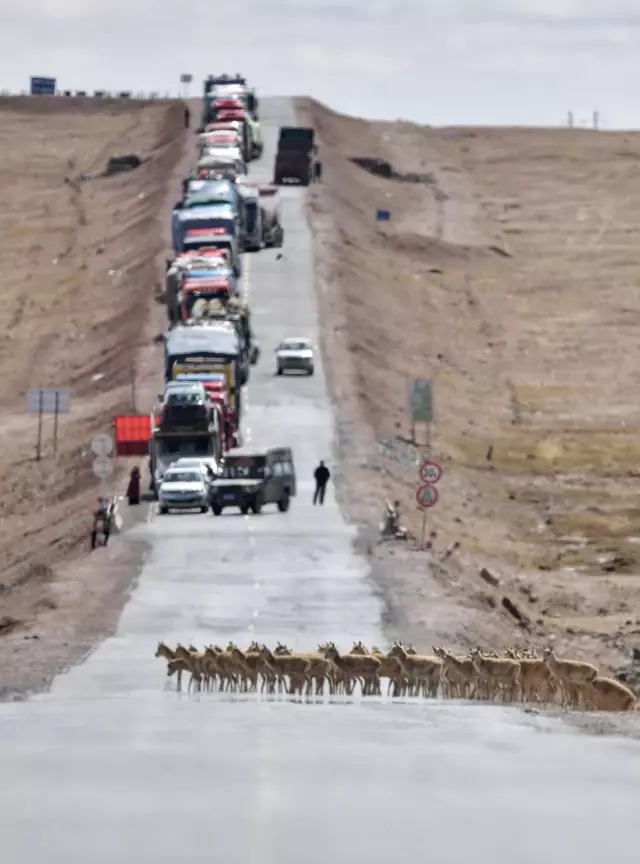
(158, 468), (209, 514)
(275, 337), (315, 376)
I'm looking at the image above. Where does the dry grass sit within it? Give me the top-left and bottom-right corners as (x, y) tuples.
(0, 96), (186, 614)
(302, 97), (640, 686)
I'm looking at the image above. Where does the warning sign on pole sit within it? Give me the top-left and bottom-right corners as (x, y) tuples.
(416, 483), (439, 509)
(419, 460), (442, 485)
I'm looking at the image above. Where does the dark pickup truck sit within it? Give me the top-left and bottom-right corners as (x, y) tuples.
(273, 126), (318, 185)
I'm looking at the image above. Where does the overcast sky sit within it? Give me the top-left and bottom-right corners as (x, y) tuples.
(0, 0), (637, 126)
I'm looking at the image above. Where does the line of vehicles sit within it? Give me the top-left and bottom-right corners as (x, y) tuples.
(114, 74), (321, 517)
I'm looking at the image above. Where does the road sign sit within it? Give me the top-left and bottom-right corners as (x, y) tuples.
(92, 457), (114, 479)
(27, 388), (71, 414)
(420, 460), (442, 484)
(416, 483), (439, 509)
(91, 433), (113, 457)
(376, 209), (391, 222)
(180, 73), (193, 83)
(30, 76), (56, 95)
(409, 379), (433, 424)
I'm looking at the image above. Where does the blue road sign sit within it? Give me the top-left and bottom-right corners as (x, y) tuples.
(30, 77), (56, 95)
(376, 209), (391, 221)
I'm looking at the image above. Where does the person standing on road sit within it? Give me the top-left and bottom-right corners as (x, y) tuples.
(184, 104), (190, 128)
(126, 466), (141, 505)
(313, 460), (331, 505)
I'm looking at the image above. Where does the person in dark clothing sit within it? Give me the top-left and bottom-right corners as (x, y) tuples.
(126, 466), (141, 505)
(184, 104), (190, 128)
(313, 460), (331, 505)
(91, 499), (112, 549)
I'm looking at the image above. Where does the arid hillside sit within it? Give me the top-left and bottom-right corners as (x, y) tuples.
(301, 97), (640, 695)
(0, 97), (190, 695)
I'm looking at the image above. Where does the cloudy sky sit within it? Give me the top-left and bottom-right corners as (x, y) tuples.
(0, 0), (637, 126)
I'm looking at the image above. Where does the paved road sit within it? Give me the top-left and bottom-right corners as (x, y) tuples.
(0, 99), (639, 864)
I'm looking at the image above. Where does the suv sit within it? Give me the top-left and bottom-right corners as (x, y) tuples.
(210, 447), (296, 515)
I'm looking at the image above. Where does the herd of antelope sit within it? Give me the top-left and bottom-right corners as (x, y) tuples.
(154, 640), (639, 712)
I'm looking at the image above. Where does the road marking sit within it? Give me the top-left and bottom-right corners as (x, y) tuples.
(243, 242), (259, 631)
(243, 251), (251, 301)
(146, 503), (155, 523)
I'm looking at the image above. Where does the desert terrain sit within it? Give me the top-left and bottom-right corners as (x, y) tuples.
(301, 97), (640, 716)
(0, 96), (191, 698)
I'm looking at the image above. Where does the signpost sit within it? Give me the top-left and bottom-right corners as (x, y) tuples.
(408, 378), (433, 447)
(416, 483), (439, 509)
(180, 73), (192, 100)
(92, 457), (114, 478)
(416, 458), (442, 549)
(27, 388), (71, 460)
(91, 434), (115, 498)
(91, 433), (113, 458)
(419, 459), (442, 485)
(30, 76), (56, 95)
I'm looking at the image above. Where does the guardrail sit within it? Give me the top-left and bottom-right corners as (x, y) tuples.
(0, 90), (182, 101)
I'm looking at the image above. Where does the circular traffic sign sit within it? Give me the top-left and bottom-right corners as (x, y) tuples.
(92, 457), (114, 479)
(91, 433), (113, 457)
(419, 460), (442, 484)
(416, 483), (439, 509)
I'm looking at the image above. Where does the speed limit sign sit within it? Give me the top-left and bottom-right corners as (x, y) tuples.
(419, 460), (442, 484)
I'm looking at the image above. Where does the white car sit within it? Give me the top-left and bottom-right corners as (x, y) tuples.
(174, 456), (221, 483)
(158, 467), (210, 514)
(275, 337), (315, 376)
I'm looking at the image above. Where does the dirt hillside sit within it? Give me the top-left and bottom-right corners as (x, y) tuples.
(0, 96), (191, 697)
(300, 97), (640, 709)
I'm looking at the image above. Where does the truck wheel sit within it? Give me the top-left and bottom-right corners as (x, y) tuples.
(159, 506), (168, 515)
(277, 492), (290, 513)
(251, 496), (263, 515)
(200, 505), (208, 514)
(240, 503), (249, 515)
(211, 502), (223, 516)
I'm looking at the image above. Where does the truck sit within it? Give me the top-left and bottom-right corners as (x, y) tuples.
(201, 76), (259, 132)
(172, 206), (242, 277)
(237, 184), (262, 251)
(203, 75), (259, 115)
(258, 185), (284, 247)
(173, 371), (238, 452)
(164, 323), (247, 418)
(273, 127), (316, 186)
(150, 412), (222, 496)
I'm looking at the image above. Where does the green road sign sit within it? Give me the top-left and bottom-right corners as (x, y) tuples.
(408, 379), (433, 424)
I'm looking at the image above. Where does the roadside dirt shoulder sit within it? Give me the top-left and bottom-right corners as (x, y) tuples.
(0, 97), (193, 700)
(299, 97), (640, 736)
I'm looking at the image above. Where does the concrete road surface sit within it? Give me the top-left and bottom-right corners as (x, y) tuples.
(0, 99), (638, 864)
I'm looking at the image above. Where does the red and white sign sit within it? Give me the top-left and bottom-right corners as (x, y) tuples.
(416, 483), (439, 509)
(419, 460), (442, 484)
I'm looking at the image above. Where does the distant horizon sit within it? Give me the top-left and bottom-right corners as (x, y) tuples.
(1, 90), (635, 133)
